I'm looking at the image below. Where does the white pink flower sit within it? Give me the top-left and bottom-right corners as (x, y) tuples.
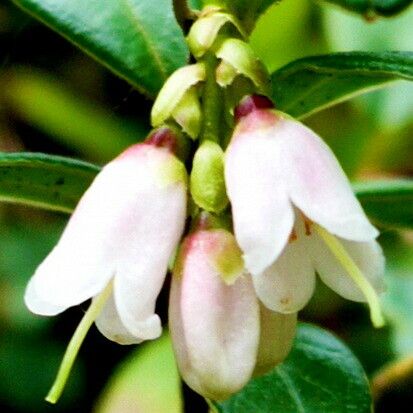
(225, 96), (385, 319)
(25, 128), (187, 344)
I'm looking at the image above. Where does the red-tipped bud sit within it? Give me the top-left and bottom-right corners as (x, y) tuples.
(146, 127), (178, 153)
(234, 95), (274, 123)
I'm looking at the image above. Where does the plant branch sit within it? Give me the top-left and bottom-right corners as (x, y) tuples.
(173, 0), (195, 31)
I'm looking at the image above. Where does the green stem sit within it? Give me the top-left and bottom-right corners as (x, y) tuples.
(314, 224), (384, 328)
(205, 398), (220, 413)
(46, 282), (113, 404)
(201, 54), (223, 144)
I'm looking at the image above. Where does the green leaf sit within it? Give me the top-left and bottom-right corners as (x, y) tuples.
(271, 51), (413, 119)
(12, 0), (189, 97)
(0, 152), (99, 213)
(322, 0), (413, 17)
(215, 324), (371, 413)
(222, 0), (279, 33)
(2, 69), (148, 162)
(381, 234), (413, 357)
(95, 334), (183, 413)
(354, 179), (413, 230)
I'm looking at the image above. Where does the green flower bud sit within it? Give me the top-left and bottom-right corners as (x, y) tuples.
(187, 10), (245, 58)
(215, 38), (270, 95)
(151, 63), (205, 129)
(190, 141), (228, 213)
(172, 87), (202, 139)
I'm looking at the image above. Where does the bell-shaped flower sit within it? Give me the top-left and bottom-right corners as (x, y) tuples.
(25, 127), (187, 345)
(169, 218), (296, 400)
(225, 96), (385, 326)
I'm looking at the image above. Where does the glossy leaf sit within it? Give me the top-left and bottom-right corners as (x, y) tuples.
(12, 0), (189, 97)
(322, 0), (413, 17)
(271, 51), (413, 119)
(95, 334), (183, 413)
(215, 324), (371, 413)
(354, 179), (413, 230)
(0, 152), (99, 213)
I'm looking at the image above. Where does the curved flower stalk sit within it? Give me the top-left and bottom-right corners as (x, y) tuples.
(169, 220), (296, 400)
(25, 127), (187, 402)
(225, 95), (385, 326)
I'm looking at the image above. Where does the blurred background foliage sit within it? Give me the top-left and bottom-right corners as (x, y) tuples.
(0, 0), (412, 411)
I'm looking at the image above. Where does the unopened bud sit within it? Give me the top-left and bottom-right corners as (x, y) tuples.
(169, 228), (259, 400)
(190, 140), (228, 213)
(172, 87), (202, 139)
(187, 10), (245, 58)
(151, 64), (205, 130)
(215, 39), (270, 95)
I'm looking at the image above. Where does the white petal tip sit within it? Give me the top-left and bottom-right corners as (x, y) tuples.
(124, 314), (163, 341)
(24, 281), (66, 316)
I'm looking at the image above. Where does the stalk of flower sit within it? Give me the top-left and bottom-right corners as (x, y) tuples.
(24, 127), (188, 403)
(225, 95), (385, 327)
(169, 213), (296, 400)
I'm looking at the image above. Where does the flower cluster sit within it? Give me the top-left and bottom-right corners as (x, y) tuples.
(24, 6), (385, 404)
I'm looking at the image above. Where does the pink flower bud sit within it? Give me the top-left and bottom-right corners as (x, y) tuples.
(169, 228), (260, 400)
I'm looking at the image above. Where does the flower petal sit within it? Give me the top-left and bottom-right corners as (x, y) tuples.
(225, 121), (294, 274)
(112, 154), (187, 341)
(95, 293), (143, 345)
(311, 235), (385, 302)
(278, 115), (378, 242)
(169, 230), (260, 400)
(25, 144), (187, 317)
(253, 237), (316, 313)
(24, 240), (114, 316)
(25, 275), (68, 316)
(254, 305), (297, 376)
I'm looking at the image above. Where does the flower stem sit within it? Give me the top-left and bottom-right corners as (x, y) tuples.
(46, 282), (113, 404)
(201, 54), (222, 144)
(205, 398), (220, 413)
(314, 224), (385, 328)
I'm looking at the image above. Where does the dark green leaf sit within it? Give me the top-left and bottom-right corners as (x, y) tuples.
(0, 152), (99, 213)
(355, 179), (413, 230)
(322, 0), (413, 17)
(12, 0), (189, 97)
(381, 234), (413, 356)
(215, 324), (371, 413)
(271, 51), (413, 119)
